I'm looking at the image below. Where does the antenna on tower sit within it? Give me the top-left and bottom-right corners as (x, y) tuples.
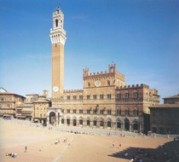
(57, 5), (60, 11)
(58, 0), (61, 8)
(56, 1), (61, 11)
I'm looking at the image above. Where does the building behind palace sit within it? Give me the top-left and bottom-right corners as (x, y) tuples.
(150, 94), (179, 134)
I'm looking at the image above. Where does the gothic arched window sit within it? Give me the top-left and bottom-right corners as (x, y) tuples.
(55, 19), (58, 27)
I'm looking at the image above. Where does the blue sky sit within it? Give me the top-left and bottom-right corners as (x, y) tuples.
(0, 0), (179, 102)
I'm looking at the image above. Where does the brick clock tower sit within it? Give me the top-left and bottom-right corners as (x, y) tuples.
(50, 7), (66, 99)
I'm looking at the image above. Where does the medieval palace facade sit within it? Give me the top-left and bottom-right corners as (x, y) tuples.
(47, 7), (160, 133)
(0, 6), (160, 133)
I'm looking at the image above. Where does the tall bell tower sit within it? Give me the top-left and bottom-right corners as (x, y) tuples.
(50, 6), (66, 99)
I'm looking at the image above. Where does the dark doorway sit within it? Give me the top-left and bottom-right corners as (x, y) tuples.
(124, 118), (130, 131)
(87, 120), (90, 126)
(117, 121), (121, 128)
(93, 120), (97, 126)
(144, 113), (150, 134)
(133, 121), (139, 131)
(67, 119), (70, 125)
(100, 120), (104, 127)
(61, 118), (64, 124)
(79, 119), (83, 125)
(49, 112), (56, 125)
(107, 120), (111, 127)
(73, 119), (77, 126)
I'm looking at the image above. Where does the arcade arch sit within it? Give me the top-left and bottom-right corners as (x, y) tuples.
(66, 116), (70, 126)
(79, 116), (83, 125)
(133, 119), (139, 131)
(49, 112), (56, 125)
(107, 118), (112, 128)
(73, 117), (77, 126)
(100, 118), (104, 127)
(116, 118), (122, 129)
(61, 117), (64, 124)
(124, 118), (130, 131)
(87, 117), (90, 126)
(93, 117), (97, 126)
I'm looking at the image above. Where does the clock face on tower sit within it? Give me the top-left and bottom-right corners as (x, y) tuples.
(95, 80), (101, 87)
(53, 86), (59, 92)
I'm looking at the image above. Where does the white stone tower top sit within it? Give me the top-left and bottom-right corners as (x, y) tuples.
(50, 6), (66, 45)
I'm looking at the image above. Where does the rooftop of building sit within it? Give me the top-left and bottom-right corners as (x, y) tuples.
(0, 87), (25, 99)
(0, 87), (7, 93)
(33, 95), (50, 103)
(149, 104), (179, 109)
(163, 94), (179, 99)
(26, 94), (39, 97)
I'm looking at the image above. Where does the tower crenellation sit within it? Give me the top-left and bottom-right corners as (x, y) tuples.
(83, 68), (89, 77)
(108, 63), (116, 73)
